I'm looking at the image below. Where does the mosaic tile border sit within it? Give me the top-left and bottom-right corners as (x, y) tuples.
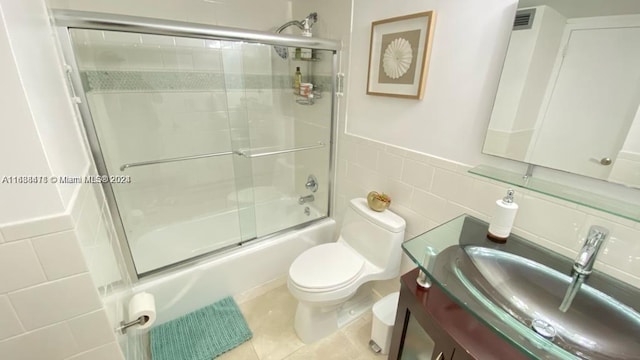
(82, 71), (333, 93)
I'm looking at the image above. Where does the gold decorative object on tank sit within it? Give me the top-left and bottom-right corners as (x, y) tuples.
(367, 191), (391, 212)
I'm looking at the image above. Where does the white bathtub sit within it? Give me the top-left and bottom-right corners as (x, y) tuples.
(131, 197), (324, 274)
(132, 215), (335, 325)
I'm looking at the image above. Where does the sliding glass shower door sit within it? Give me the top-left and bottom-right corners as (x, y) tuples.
(67, 28), (334, 275)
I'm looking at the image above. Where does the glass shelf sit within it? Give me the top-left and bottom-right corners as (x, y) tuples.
(469, 165), (640, 222)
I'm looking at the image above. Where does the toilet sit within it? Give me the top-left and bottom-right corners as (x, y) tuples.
(288, 198), (406, 343)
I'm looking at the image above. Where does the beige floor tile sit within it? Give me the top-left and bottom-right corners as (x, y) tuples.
(240, 285), (304, 360)
(284, 330), (362, 360)
(342, 311), (387, 360)
(217, 340), (259, 360)
(232, 283), (386, 360)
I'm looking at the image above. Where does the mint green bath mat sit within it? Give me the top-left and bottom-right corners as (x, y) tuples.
(150, 297), (252, 360)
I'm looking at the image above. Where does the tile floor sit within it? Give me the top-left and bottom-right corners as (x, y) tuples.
(218, 284), (389, 360)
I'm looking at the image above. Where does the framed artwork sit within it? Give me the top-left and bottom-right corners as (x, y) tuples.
(366, 11), (436, 99)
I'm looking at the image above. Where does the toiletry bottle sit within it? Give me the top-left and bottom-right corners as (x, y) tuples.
(487, 189), (518, 243)
(294, 67), (302, 91)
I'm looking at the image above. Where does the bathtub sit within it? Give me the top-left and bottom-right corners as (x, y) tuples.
(132, 209), (335, 325)
(131, 196), (324, 274)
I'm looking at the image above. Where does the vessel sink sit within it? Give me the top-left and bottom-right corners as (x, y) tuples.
(454, 246), (640, 360)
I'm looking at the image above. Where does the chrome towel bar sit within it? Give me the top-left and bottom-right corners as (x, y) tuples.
(236, 142), (325, 158)
(120, 151), (235, 171)
(119, 142), (325, 171)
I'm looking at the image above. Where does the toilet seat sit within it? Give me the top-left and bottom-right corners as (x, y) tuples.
(289, 243), (365, 292)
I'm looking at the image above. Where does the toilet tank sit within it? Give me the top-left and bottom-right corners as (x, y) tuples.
(339, 198), (406, 273)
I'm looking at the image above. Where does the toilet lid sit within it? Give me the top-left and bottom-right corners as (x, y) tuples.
(289, 243), (365, 291)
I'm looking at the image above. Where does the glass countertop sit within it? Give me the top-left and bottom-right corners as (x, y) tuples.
(402, 215), (640, 360)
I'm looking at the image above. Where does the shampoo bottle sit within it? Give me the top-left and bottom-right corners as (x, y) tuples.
(487, 189), (518, 243)
(294, 67), (302, 91)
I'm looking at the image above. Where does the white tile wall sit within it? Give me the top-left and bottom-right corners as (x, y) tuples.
(401, 159), (434, 190)
(0, 214), (75, 243)
(0, 241), (46, 293)
(9, 274), (102, 330)
(31, 230), (88, 280)
(0, 295), (23, 340)
(68, 310), (117, 353)
(335, 134), (640, 289)
(0, 323), (79, 360)
(0, 182), (126, 360)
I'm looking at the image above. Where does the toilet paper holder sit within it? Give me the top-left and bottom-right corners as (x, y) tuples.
(118, 315), (149, 334)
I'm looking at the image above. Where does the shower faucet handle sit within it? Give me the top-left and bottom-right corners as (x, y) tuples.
(305, 174), (318, 193)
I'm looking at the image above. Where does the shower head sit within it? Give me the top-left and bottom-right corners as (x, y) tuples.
(274, 46), (289, 59)
(303, 13), (318, 28)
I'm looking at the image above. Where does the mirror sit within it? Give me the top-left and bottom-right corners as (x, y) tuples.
(484, 0), (640, 189)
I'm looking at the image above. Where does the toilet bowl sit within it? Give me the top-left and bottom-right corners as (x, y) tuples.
(288, 198), (406, 343)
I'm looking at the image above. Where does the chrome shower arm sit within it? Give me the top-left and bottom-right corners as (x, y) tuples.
(276, 13), (317, 35)
(276, 20), (305, 34)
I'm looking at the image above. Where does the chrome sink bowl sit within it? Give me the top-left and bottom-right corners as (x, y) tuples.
(454, 246), (640, 360)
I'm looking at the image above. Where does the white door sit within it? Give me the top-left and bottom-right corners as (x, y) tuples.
(529, 26), (640, 179)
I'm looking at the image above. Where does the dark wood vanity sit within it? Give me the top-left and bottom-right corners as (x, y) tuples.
(392, 215), (640, 359)
(388, 268), (529, 360)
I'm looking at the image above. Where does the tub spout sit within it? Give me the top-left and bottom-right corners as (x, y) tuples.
(298, 195), (314, 205)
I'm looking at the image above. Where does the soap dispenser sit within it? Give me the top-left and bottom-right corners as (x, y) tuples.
(487, 189), (518, 243)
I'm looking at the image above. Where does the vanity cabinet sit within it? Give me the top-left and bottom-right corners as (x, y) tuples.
(388, 268), (528, 360)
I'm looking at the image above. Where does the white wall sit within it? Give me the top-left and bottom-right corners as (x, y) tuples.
(0, 15), (65, 223)
(346, 0), (517, 165)
(338, 0), (640, 295)
(0, 0), (78, 224)
(1, 0), (89, 208)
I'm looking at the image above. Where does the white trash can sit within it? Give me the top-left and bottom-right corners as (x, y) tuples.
(370, 291), (400, 355)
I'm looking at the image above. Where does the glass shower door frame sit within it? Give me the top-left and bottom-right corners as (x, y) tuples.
(53, 9), (340, 281)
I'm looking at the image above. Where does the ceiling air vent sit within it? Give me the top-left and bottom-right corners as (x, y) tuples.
(513, 8), (536, 30)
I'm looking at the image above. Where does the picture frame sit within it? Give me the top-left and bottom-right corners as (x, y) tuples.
(366, 11), (436, 99)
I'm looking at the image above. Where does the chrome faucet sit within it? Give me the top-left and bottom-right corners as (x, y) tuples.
(559, 225), (609, 312)
(305, 174), (318, 193)
(573, 225), (609, 276)
(298, 194), (315, 205)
